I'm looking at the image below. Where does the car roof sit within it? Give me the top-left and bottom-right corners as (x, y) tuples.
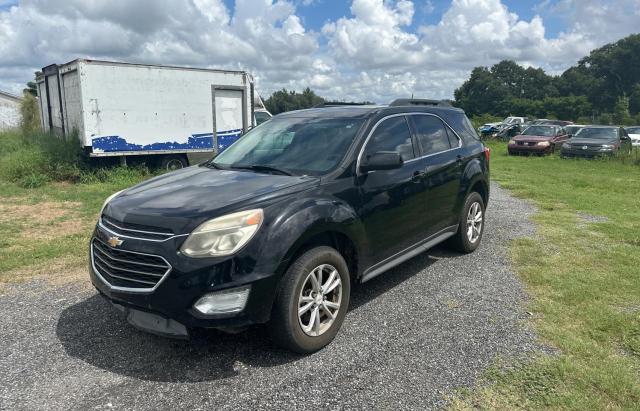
(274, 104), (465, 120)
(580, 125), (619, 129)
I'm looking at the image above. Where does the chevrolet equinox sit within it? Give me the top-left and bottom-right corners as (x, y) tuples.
(90, 99), (490, 353)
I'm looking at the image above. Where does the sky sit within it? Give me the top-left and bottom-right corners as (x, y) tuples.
(1, 0), (639, 103)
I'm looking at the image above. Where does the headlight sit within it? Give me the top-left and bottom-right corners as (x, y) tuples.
(562, 142), (571, 149)
(100, 190), (124, 215)
(536, 141), (550, 147)
(600, 145), (614, 149)
(508, 139), (516, 145)
(181, 209), (264, 257)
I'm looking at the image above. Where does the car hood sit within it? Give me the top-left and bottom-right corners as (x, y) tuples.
(103, 166), (319, 234)
(513, 135), (554, 142)
(567, 138), (618, 146)
(629, 133), (640, 140)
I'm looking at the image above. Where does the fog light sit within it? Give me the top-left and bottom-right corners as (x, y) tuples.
(193, 286), (250, 315)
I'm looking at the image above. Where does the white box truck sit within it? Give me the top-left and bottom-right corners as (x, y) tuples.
(36, 59), (271, 169)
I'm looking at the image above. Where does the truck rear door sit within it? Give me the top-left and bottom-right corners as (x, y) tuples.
(212, 86), (248, 152)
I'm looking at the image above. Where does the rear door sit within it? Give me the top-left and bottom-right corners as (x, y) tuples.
(212, 86), (248, 152)
(408, 114), (463, 236)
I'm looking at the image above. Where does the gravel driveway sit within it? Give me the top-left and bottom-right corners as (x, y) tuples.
(0, 183), (539, 410)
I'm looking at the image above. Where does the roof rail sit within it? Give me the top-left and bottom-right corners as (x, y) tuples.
(388, 98), (452, 107)
(314, 101), (371, 108)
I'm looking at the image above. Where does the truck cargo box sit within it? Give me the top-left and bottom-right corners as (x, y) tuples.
(36, 59), (266, 164)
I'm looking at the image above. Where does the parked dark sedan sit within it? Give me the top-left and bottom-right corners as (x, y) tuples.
(507, 125), (568, 155)
(560, 126), (633, 158)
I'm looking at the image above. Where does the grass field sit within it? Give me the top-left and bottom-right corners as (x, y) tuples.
(1, 132), (639, 408)
(0, 131), (159, 285)
(453, 142), (640, 409)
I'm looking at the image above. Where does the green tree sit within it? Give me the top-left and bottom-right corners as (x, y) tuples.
(20, 92), (41, 133)
(264, 88), (325, 115)
(629, 83), (640, 115)
(23, 81), (38, 97)
(613, 95), (631, 125)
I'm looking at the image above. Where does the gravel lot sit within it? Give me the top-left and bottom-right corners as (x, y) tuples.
(0, 183), (540, 410)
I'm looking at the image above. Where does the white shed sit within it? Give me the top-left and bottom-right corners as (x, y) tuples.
(0, 90), (22, 131)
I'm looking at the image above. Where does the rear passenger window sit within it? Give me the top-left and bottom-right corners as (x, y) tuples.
(364, 116), (415, 161)
(410, 115), (452, 156)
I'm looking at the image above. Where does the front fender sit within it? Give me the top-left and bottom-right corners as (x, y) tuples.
(261, 196), (366, 277)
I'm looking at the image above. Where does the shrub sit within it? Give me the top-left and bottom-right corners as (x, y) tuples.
(0, 130), (161, 188)
(19, 93), (41, 134)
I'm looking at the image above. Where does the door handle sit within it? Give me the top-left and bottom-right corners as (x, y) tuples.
(411, 170), (426, 182)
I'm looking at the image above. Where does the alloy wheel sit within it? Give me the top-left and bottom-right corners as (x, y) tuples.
(298, 264), (342, 337)
(466, 202), (483, 243)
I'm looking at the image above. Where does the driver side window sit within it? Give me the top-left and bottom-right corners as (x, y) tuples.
(364, 116), (415, 162)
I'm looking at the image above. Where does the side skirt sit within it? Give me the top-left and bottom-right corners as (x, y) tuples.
(360, 225), (458, 284)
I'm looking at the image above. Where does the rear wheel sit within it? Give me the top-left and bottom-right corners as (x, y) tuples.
(160, 155), (188, 171)
(269, 246), (350, 353)
(448, 192), (485, 253)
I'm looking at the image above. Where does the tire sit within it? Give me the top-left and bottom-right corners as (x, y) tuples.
(447, 192), (485, 253)
(160, 155), (188, 171)
(269, 246), (351, 353)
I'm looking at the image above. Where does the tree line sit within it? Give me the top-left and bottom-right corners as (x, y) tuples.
(454, 34), (640, 125)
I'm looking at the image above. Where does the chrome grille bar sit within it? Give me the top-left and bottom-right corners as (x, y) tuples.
(91, 238), (171, 292)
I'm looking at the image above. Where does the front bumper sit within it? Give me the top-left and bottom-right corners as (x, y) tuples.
(508, 143), (552, 155)
(89, 224), (282, 333)
(560, 148), (614, 158)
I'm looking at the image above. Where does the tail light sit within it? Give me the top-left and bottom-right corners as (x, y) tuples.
(484, 146), (491, 163)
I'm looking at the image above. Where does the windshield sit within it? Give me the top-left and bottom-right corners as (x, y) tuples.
(521, 126), (556, 137)
(213, 117), (364, 175)
(626, 127), (640, 134)
(504, 117), (518, 124)
(575, 127), (617, 140)
(565, 126), (582, 134)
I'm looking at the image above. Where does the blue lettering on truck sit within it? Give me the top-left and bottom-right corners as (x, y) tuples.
(91, 129), (243, 153)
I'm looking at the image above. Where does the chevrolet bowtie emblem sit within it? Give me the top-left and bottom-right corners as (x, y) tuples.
(108, 236), (124, 247)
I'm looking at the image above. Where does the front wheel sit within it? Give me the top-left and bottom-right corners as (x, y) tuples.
(447, 192), (485, 253)
(269, 246), (350, 353)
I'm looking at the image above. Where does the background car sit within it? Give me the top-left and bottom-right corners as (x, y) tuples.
(478, 116), (528, 139)
(624, 126), (640, 146)
(533, 119), (574, 127)
(507, 125), (568, 155)
(561, 126), (633, 158)
(564, 124), (586, 138)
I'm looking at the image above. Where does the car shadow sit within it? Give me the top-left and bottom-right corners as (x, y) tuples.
(56, 245), (455, 383)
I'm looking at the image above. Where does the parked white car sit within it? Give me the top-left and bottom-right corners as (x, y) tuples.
(624, 126), (640, 146)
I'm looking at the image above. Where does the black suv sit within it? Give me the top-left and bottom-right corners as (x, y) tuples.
(90, 100), (490, 353)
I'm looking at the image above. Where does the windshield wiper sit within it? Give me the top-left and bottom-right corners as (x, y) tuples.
(202, 161), (227, 170)
(230, 164), (293, 176)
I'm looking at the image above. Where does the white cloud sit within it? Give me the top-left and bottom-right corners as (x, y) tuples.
(0, 0), (639, 102)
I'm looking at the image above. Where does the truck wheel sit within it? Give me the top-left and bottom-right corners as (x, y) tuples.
(160, 155), (188, 171)
(447, 192), (485, 254)
(269, 246), (350, 353)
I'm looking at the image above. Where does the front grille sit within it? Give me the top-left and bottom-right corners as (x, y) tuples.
(101, 215), (174, 241)
(91, 238), (171, 290)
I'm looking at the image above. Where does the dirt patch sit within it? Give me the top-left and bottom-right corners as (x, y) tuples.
(0, 255), (89, 292)
(577, 212), (609, 224)
(0, 200), (82, 225)
(19, 218), (90, 241)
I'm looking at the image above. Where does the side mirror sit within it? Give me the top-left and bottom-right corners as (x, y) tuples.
(360, 151), (403, 173)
